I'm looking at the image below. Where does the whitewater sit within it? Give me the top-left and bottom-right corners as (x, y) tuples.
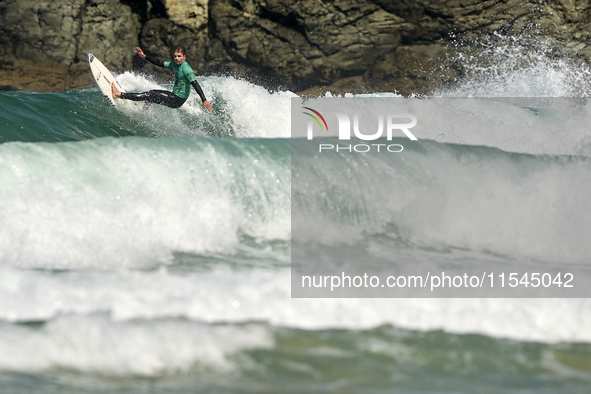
(0, 49), (590, 393)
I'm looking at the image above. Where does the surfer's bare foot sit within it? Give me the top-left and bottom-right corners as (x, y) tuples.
(111, 82), (121, 99)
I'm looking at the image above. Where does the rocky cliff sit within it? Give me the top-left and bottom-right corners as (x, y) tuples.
(1, 0), (591, 94)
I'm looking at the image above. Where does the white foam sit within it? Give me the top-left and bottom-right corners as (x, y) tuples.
(395, 149), (591, 264)
(0, 314), (273, 375)
(0, 266), (589, 346)
(207, 76), (297, 138)
(292, 141), (591, 265)
(0, 138), (290, 269)
(439, 34), (591, 97)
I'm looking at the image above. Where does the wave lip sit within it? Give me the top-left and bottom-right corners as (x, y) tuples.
(0, 136), (291, 269)
(293, 136), (591, 267)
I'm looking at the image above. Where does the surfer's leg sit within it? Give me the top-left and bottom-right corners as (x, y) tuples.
(119, 90), (186, 109)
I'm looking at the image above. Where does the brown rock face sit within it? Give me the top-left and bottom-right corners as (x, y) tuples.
(206, 0), (410, 90)
(0, 0), (139, 91)
(0, 0), (138, 67)
(201, 0), (591, 94)
(1, 0), (591, 94)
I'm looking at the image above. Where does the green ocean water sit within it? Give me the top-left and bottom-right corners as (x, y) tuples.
(1, 324), (590, 393)
(0, 73), (590, 393)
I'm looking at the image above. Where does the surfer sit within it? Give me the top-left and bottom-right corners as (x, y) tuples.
(112, 47), (213, 111)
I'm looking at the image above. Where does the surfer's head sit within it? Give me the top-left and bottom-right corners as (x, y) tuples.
(173, 46), (187, 65)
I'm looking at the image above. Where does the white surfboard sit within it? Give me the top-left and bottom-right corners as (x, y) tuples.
(88, 53), (125, 105)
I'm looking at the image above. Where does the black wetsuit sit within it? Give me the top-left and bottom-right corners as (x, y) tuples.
(121, 54), (207, 108)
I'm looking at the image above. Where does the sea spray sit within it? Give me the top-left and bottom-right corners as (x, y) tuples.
(441, 32), (591, 97)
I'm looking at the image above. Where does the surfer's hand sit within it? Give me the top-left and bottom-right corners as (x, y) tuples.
(135, 47), (146, 59)
(203, 100), (213, 111)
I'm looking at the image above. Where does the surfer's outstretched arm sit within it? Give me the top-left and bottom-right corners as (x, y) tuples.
(191, 80), (213, 111)
(135, 47), (165, 67)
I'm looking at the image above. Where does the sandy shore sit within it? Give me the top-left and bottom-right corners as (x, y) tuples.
(0, 63), (95, 93)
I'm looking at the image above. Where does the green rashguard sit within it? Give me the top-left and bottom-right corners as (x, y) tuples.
(164, 61), (196, 99)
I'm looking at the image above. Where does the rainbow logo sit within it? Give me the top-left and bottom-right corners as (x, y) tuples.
(302, 107), (328, 131)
